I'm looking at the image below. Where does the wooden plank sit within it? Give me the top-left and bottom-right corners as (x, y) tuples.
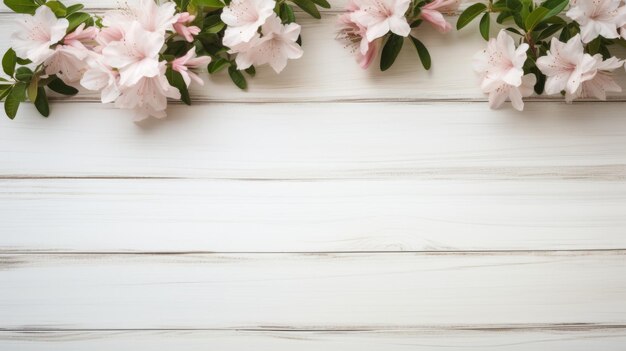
(0, 102), (625, 179)
(1, 251), (625, 329)
(1, 14), (625, 102)
(2, 328), (626, 351)
(1, 179), (626, 252)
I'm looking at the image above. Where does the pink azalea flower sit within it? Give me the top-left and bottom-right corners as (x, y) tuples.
(173, 12), (201, 42)
(565, 55), (623, 102)
(231, 14), (303, 73)
(350, 0), (411, 41)
(221, 0), (276, 47)
(172, 49), (212, 87)
(95, 26), (125, 48)
(536, 34), (597, 95)
(566, 0), (626, 43)
(11, 6), (69, 64)
(115, 62), (181, 120)
(102, 22), (164, 87)
(337, 9), (380, 69)
(473, 30), (535, 111)
(81, 57), (121, 103)
(44, 45), (90, 84)
(420, 0), (460, 33)
(102, 0), (178, 34)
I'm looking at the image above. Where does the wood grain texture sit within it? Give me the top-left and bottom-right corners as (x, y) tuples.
(1, 102), (625, 179)
(1, 179), (626, 252)
(1, 13), (625, 103)
(1, 251), (625, 329)
(2, 328), (626, 351)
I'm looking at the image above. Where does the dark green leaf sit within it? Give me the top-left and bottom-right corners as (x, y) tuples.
(538, 23), (564, 40)
(279, 3), (296, 23)
(524, 6), (549, 31)
(15, 66), (33, 82)
(456, 3), (486, 30)
(47, 77), (78, 95)
(34, 87), (49, 117)
(380, 34), (404, 71)
(3, 0), (38, 14)
(2, 48), (16, 77)
(506, 0), (522, 11)
(0, 85), (11, 101)
(207, 57), (230, 73)
(27, 76), (38, 101)
(410, 19), (422, 28)
(45, 0), (66, 16)
(203, 14), (225, 33)
(228, 65), (247, 90)
(409, 36), (431, 70)
(66, 12), (91, 32)
(4, 83), (26, 119)
(245, 65), (256, 77)
(191, 0), (224, 8)
(310, 0), (330, 9)
(479, 12), (490, 41)
(165, 68), (191, 105)
(65, 3), (84, 15)
(291, 0), (320, 19)
(541, 0), (569, 21)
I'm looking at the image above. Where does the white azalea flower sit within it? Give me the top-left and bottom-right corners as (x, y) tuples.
(102, 21), (164, 87)
(566, 0), (626, 43)
(473, 30), (535, 111)
(231, 14), (303, 73)
(566, 55), (623, 102)
(11, 6), (69, 64)
(221, 0), (276, 47)
(536, 34), (597, 95)
(102, 0), (178, 34)
(81, 55), (121, 104)
(350, 0), (411, 41)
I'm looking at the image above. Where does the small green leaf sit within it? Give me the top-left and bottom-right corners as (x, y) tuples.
(506, 0), (522, 11)
(207, 57), (230, 73)
(479, 12), (490, 41)
(66, 12), (91, 32)
(524, 6), (549, 31)
(4, 83), (26, 119)
(279, 3), (296, 23)
(15, 67), (33, 82)
(47, 77), (78, 95)
(65, 3), (84, 15)
(245, 65), (256, 77)
(45, 0), (66, 16)
(310, 0), (330, 9)
(380, 34), (404, 71)
(409, 36), (431, 70)
(34, 87), (49, 117)
(27, 76), (38, 102)
(228, 66), (247, 90)
(410, 19), (422, 28)
(2, 48), (17, 77)
(165, 67), (191, 105)
(3, 0), (38, 14)
(541, 0), (569, 20)
(291, 0), (321, 19)
(0, 85), (11, 101)
(191, 0), (224, 8)
(203, 14), (225, 33)
(457, 3), (487, 30)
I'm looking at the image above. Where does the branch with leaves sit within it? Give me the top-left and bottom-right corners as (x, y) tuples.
(0, 0), (328, 120)
(458, 0), (626, 111)
(337, 0), (460, 71)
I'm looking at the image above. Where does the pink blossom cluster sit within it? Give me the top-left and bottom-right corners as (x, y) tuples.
(337, 0), (460, 69)
(473, 0), (626, 111)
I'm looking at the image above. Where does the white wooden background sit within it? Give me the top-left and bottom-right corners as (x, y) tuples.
(1, 2), (626, 349)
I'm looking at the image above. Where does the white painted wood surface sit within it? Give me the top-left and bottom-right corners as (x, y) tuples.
(1, 3), (626, 350)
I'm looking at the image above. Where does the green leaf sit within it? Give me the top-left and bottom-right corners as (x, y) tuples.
(66, 12), (91, 32)
(45, 0), (67, 16)
(165, 68), (191, 105)
(3, 0), (38, 14)
(47, 77), (78, 95)
(506, 0), (522, 11)
(279, 3), (296, 23)
(15, 66), (33, 82)
(291, 0), (321, 19)
(65, 3), (84, 15)
(524, 6), (549, 31)
(203, 14), (225, 33)
(2, 48), (17, 77)
(479, 12), (490, 41)
(4, 82), (26, 119)
(380, 34), (404, 71)
(0, 85), (11, 101)
(27, 76), (38, 102)
(245, 65), (256, 77)
(310, 0), (330, 9)
(456, 3), (487, 30)
(228, 66), (247, 90)
(191, 0), (224, 8)
(409, 36), (431, 70)
(541, 0), (569, 20)
(410, 19), (422, 28)
(34, 87), (49, 117)
(208, 57), (231, 73)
